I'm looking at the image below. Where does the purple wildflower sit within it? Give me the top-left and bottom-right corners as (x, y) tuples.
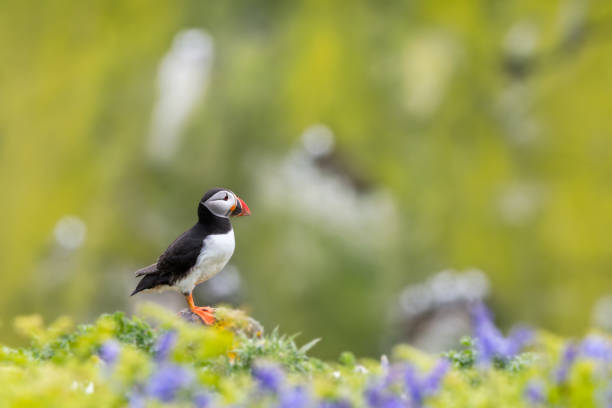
(154, 331), (177, 363)
(128, 392), (145, 408)
(524, 381), (545, 405)
(601, 382), (612, 408)
(555, 343), (578, 384)
(421, 360), (450, 394)
(403, 360), (450, 406)
(381, 365), (405, 388)
(318, 399), (352, 408)
(146, 363), (194, 402)
(364, 386), (405, 408)
(472, 302), (506, 362)
(471, 302), (532, 363)
(193, 392), (212, 408)
(252, 362), (285, 394)
(278, 386), (310, 408)
(98, 339), (120, 365)
(581, 335), (612, 363)
(507, 326), (534, 355)
(404, 365), (423, 405)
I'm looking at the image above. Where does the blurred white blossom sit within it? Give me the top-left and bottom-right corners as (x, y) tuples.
(54, 215), (87, 250)
(148, 29), (214, 162)
(558, 0), (587, 47)
(592, 295), (612, 331)
(396, 268), (490, 351)
(496, 83), (540, 145)
(255, 125), (397, 246)
(498, 183), (544, 225)
(402, 33), (459, 118)
(504, 21), (539, 62)
(399, 268), (489, 318)
(302, 124), (334, 157)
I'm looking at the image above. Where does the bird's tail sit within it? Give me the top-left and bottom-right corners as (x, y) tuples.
(134, 263), (157, 277)
(131, 273), (167, 296)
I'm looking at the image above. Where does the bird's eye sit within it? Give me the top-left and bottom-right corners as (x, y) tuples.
(223, 194), (228, 201)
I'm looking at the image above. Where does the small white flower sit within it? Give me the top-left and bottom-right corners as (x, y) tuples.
(332, 371), (341, 379)
(354, 364), (370, 374)
(354, 365), (369, 374)
(381, 355), (389, 374)
(71, 381), (94, 394)
(54, 215), (87, 250)
(84, 382), (95, 394)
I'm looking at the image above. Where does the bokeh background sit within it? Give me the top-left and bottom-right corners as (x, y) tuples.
(1, 0), (611, 358)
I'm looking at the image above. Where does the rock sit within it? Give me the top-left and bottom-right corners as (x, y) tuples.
(178, 309), (206, 324)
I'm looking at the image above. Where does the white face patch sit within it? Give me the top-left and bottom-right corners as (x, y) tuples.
(202, 190), (237, 218)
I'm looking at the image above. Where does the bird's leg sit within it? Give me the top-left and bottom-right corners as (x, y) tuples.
(185, 292), (216, 325)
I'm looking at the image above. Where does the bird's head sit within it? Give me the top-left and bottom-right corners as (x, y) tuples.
(199, 188), (250, 219)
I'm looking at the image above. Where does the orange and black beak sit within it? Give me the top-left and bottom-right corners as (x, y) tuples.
(230, 196), (251, 217)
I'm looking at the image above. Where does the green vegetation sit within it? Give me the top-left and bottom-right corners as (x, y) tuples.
(2, 305), (612, 407)
(1, 0), (611, 357)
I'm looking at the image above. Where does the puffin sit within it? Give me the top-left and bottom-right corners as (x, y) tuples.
(131, 187), (250, 324)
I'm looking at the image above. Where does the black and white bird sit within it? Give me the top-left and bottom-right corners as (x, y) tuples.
(131, 187), (250, 324)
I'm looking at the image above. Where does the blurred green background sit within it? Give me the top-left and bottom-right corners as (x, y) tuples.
(1, 0), (611, 358)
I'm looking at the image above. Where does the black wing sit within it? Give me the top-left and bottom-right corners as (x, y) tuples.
(131, 225), (205, 295)
(156, 228), (205, 279)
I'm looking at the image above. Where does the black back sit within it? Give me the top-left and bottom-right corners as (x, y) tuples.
(131, 190), (232, 295)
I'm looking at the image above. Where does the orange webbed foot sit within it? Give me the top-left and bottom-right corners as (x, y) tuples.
(191, 306), (216, 325)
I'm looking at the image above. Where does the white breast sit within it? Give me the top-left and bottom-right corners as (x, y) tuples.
(175, 229), (235, 294)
